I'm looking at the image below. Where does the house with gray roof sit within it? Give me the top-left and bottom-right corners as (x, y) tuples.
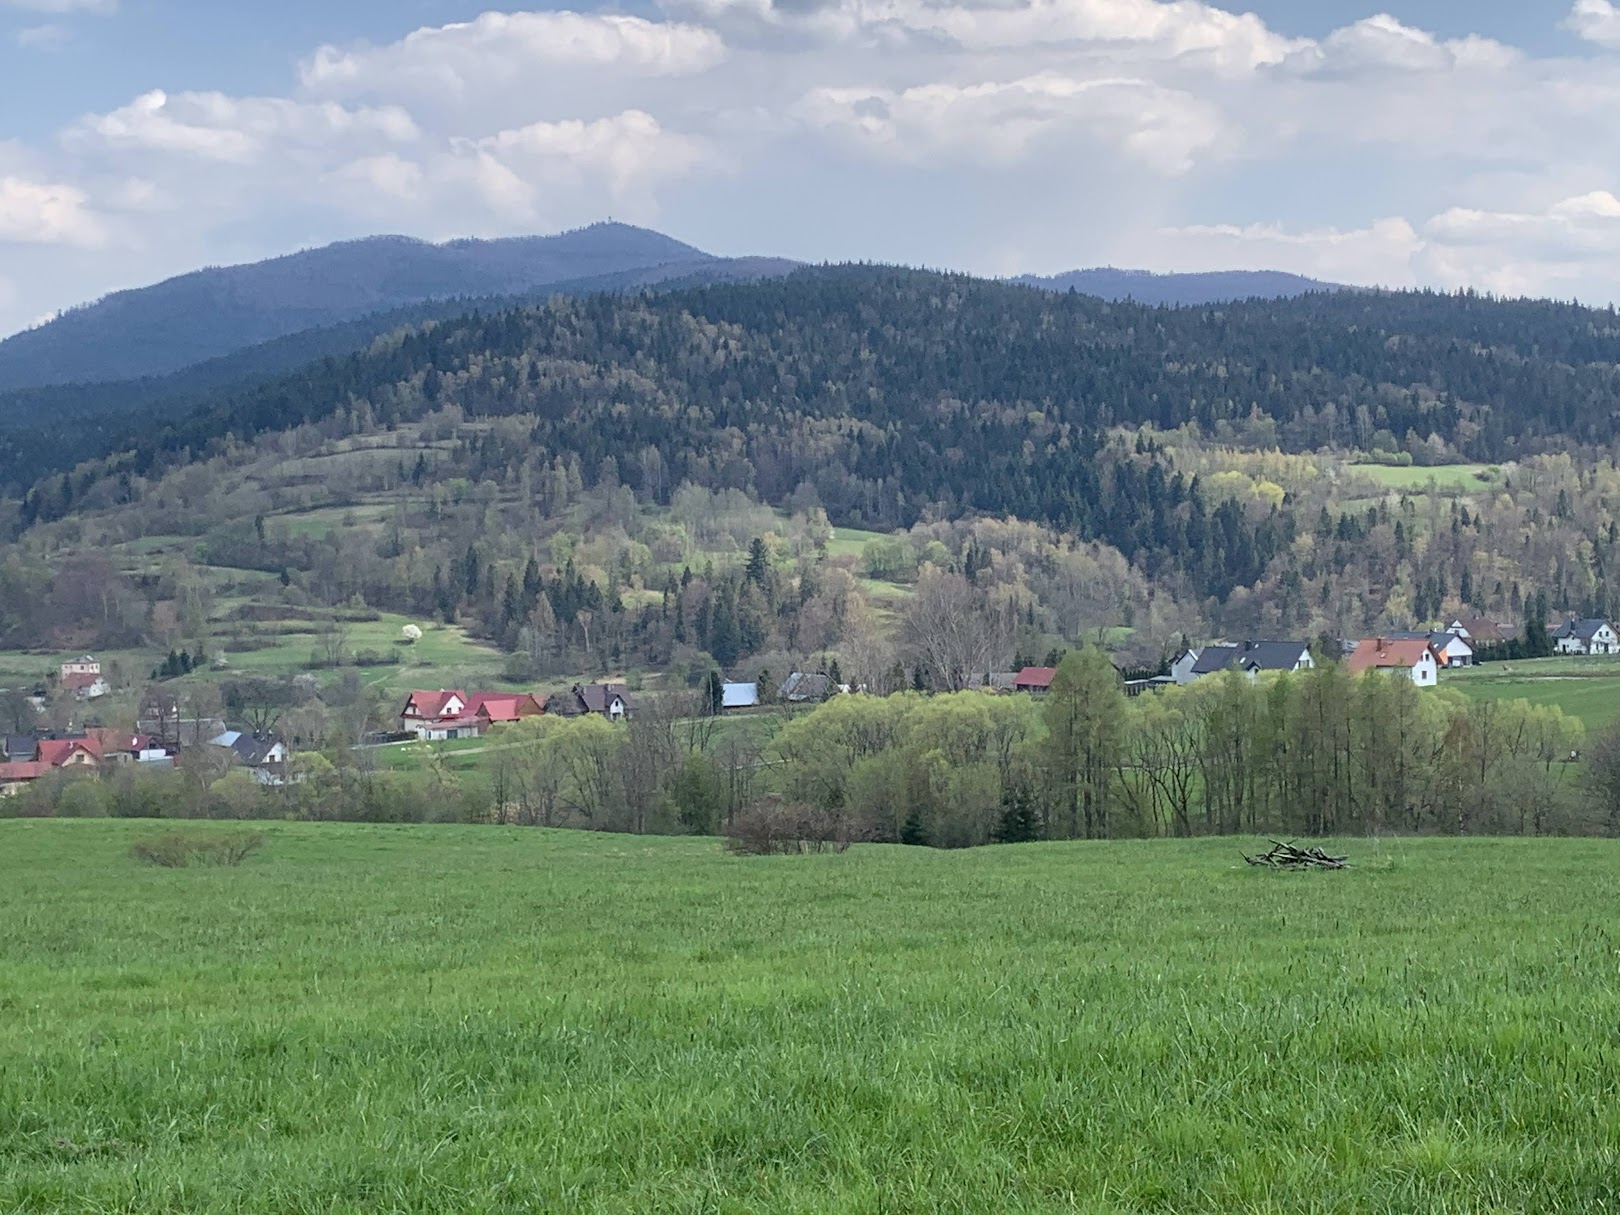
(1552, 619), (1620, 656)
(1171, 641), (1314, 686)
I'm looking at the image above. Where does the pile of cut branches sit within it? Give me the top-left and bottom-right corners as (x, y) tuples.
(1243, 840), (1348, 870)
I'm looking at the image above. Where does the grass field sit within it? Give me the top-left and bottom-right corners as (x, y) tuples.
(4, 822), (1620, 1212)
(1449, 658), (1620, 731)
(1351, 463), (1498, 493)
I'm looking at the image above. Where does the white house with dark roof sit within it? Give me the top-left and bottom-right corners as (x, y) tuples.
(1171, 641), (1314, 686)
(1552, 619), (1620, 656)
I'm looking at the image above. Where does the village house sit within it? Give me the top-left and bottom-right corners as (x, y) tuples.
(60, 655), (100, 681)
(87, 729), (173, 767)
(778, 673), (833, 704)
(59, 658), (111, 700)
(1346, 638), (1439, 687)
(468, 692), (546, 729)
(1426, 632), (1475, 667)
(722, 682), (760, 711)
(563, 683), (634, 720)
(1551, 619), (1620, 656)
(0, 734), (107, 795)
(1013, 667), (1057, 695)
(1171, 641), (1315, 685)
(1387, 632), (1475, 668)
(399, 689), (549, 738)
(210, 731), (290, 784)
(1447, 618), (1508, 646)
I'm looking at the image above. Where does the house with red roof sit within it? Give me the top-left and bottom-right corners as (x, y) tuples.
(0, 761), (48, 795)
(1014, 667), (1057, 695)
(399, 689), (546, 739)
(468, 693), (546, 728)
(1345, 638), (1439, 687)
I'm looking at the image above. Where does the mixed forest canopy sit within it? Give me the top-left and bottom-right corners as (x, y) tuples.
(9, 264), (1620, 686)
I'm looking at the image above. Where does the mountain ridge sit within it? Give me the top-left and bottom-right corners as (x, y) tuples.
(2, 221), (1347, 398)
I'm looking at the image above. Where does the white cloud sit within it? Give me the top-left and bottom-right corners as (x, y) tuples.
(301, 10), (726, 100)
(0, 176), (106, 246)
(8, 0), (1620, 333)
(1141, 192), (1620, 301)
(1279, 15), (1509, 77)
(15, 23), (70, 48)
(1566, 0), (1620, 49)
(676, 0), (1297, 68)
(1140, 217), (1423, 287)
(74, 89), (419, 163)
(799, 73), (1221, 173)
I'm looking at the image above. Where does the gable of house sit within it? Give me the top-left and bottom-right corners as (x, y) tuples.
(401, 690), (469, 722)
(37, 738), (101, 768)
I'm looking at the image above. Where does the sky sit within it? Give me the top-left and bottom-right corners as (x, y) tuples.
(2, 0), (1620, 337)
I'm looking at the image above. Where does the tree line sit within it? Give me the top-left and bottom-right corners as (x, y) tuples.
(9, 657), (1615, 844)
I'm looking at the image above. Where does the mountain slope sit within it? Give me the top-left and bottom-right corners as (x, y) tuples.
(1016, 267), (1340, 305)
(0, 255), (799, 433)
(0, 223), (781, 392)
(19, 266), (1620, 611)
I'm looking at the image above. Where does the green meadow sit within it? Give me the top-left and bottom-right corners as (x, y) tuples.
(1351, 462), (1499, 493)
(1448, 657), (1620, 731)
(4, 822), (1619, 1213)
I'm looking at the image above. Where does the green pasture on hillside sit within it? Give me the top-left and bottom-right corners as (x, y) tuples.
(1351, 463), (1498, 493)
(4, 822), (1619, 1212)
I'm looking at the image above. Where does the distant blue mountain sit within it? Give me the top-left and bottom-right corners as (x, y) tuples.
(1015, 267), (1342, 306)
(0, 222), (791, 393)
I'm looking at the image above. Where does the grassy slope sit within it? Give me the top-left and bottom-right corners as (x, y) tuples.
(4, 822), (1619, 1213)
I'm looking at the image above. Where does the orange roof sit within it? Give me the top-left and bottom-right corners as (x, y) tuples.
(1346, 638), (1435, 673)
(0, 761), (47, 782)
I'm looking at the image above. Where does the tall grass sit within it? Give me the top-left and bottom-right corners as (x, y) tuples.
(3, 822), (1618, 1212)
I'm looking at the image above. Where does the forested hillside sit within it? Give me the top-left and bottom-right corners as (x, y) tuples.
(10, 264), (1620, 689)
(0, 223), (787, 393)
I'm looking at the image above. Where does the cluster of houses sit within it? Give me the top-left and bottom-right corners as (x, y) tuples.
(0, 729), (174, 796)
(397, 683), (634, 739)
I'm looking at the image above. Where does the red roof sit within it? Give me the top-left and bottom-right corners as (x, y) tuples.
(468, 692), (544, 722)
(0, 761), (47, 782)
(37, 738), (101, 767)
(1015, 667), (1057, 690)
(401, 690), (468, 721)
(1345, 639), (1435, 673)
(61, 672), (104, 691)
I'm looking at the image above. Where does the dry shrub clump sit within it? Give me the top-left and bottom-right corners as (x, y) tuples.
(726, 798), (853, 856)
(129, 830), (266, 868)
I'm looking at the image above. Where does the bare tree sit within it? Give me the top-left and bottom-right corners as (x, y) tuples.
(901, 567), (1012, 692)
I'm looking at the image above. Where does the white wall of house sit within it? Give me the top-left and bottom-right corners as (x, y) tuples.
(1408, 653), (1438, 687)
(1591, 625), (1620, 655)
(1170, 650), (1201, 686)
(1435, 637), (1474, 666)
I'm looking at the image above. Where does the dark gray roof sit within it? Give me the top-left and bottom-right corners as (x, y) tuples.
(1555, 619), (1612, 641)
(230, 734), (283, 767)
(779, 672), (832, 701)
(575, 683), (632, 714)
(1194, 641), (1309, 675)
(4, 735), (35, 761)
